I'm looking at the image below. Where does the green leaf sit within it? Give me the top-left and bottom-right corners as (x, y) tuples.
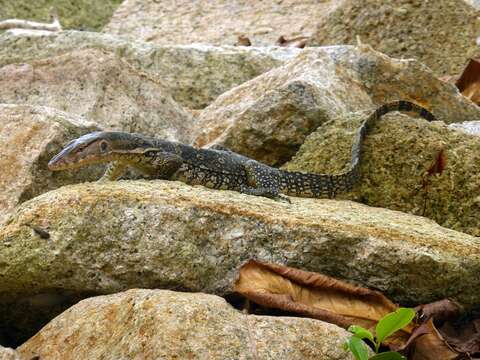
(375, 308), (415, 349)
(348, 325), (375, 343)
(369, 351), (406, 360)
(345, 336), (369, 360)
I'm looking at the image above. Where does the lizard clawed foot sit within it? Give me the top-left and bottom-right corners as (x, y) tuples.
(276, 194), (291, 204)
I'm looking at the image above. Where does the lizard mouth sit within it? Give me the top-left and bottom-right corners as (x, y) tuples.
(48, 152), (113, 171)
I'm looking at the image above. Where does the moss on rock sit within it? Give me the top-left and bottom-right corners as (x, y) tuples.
(0, 0), (122, 31)
(284, 111), (480, 236)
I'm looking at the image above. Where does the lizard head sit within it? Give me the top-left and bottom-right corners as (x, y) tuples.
(48, 131), (154, 171)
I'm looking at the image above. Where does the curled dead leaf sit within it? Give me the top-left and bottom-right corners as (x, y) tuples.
(454, 58), (480, 105)
(234, 260), (463, 360)
(415, 299), (461, 324)
(405, 320), (459, 360)
(234, 260), (410, 348)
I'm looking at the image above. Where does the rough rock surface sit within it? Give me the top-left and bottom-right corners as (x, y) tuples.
(17, 289), (355, 360)
(0, 0), (122, 31)
(1, 181), (478, 343)
(193, 45), (480, 165)
(0, 30), (302, 109)
(449, 121), (480, 136)
(284, 111), (480, 237)
(0, 104), (101, 226)
(0, 345), (20, 360)
(0, 48), (194, 141)
(310, 0), (480, 76)
(104, 0), (340, 46)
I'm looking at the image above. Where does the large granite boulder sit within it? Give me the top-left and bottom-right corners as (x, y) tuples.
(0, 104), (101, 225)
(103, 0), (339, 46)
(193, 45), (480, 166)
(0, 180), (478, 343)
(0, 30), (302, 109)
(284, 111), (480, 237)
(17, 289), (355, 360)
(310, 0), (480, 76)
(0, 48), (194, 141)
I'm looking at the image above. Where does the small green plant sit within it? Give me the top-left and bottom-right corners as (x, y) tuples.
(343, 307), (416, 360)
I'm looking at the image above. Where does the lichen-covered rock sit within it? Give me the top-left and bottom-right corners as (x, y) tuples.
(310, 0), (480, 76)
(284, 111), (480, 236)
(0, 104), (101, 225)
(0, 48), (194, 141)
(449, 121), (480, 136)
(103, 0), (339, 46)
(193, 45), (480, 166)
(0, 30), (302, 109)
(1, 181), (479, 342)
(17, 289), (355, 360)
(0, 0), (122, 31)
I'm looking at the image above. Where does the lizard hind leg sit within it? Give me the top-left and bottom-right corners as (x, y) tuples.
(241, 160), (290, 203)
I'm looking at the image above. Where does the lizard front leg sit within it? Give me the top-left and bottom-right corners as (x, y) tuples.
(241, 160), (291, 203)
(99, 150), (183, 181)
(99, 161), (127, 181)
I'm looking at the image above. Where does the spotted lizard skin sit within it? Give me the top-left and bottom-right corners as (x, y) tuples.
(48, 101), (436, 200)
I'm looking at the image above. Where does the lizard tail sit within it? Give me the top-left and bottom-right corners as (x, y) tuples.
(351, 100), (436, 169)
(281, 101), (436, 198)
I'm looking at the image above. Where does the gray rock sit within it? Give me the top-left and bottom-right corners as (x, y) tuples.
(465, 0), (480, 9)
(449, 121), (480, 136)
(0, 104), (101, 225)
(284, 111), (480, 237)
(310, 0), (480, 76)
(0, 29), (303, 109)
(17, 289), (356, 360)
(193, 45), (480, 166)
(0, 48), (194, 141)
(103, 0), (339, 46)
(1, 181), (478, 342)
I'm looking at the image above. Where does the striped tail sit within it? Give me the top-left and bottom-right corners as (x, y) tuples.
(280, 101), (436, 198)
(352, 101), (436, 166)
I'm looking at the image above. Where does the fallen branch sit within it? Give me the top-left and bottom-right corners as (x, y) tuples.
(0, 8), (62, 32)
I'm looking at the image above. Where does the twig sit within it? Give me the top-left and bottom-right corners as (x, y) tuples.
(0, 7), (62, 32)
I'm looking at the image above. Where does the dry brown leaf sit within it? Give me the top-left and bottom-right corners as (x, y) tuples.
(415, 299), (461, 324)
(455, 58), (480, 105)
(234, 260), (462, 359)
(275, 35), (309, 48)
(234, 260), (411, 347)
(235, 35), (251, 46)
(407, 320), (459, 360)
(439, 318), (480, 356)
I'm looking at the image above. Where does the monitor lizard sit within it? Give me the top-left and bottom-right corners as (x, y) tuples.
(48, 101), (436, 201)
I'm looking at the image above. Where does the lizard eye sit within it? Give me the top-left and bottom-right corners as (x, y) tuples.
(100, 141), (108, 153)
